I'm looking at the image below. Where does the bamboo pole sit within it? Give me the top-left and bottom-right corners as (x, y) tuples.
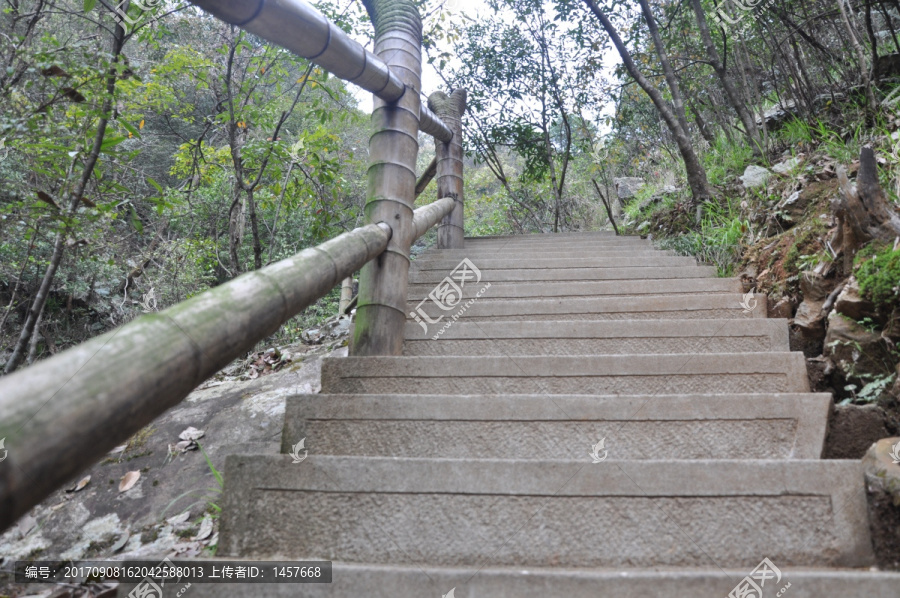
(429, 89), (467, 249)
(188, 0), (451, 141)
(339, 277), (354, 315)
(0, 194), (454, 531)
(351, 0), (424, 356)
(0, 222), (391, 531)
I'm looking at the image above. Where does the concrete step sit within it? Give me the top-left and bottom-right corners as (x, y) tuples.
(408, 265), (718, 284)
(129, 565), (900, 598)
(320, 353), (809, 395)
(416, 246), (675, 262)
(282, 393), (829, 460)
(217, 456), (874, 568)
(411, 255), (697, 270)
(407, 278), (742, 302)
(459, 236), (649, 244)
(464, 232), (633, 241)
(402, 319), (789, 355)
(407, 293), (765, 322)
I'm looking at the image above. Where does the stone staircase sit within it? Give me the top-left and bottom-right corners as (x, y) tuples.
(207, 233), (899, 595)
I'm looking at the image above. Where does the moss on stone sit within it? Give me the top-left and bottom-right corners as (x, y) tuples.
(855, 243), (900, 308)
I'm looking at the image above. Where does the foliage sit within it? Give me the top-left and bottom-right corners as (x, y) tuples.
(855, 244), (900, 308)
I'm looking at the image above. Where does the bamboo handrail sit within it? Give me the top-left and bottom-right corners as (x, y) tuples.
(189, 0), (453, 143)
(0, 199), (455, 531)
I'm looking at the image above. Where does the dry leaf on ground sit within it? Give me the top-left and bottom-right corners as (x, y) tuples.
(119, 471), (140, 492)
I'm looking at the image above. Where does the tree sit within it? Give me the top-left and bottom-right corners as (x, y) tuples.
(579, 0), (711, 203)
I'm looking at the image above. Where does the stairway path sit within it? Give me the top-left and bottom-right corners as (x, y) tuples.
(180, 234), (898, 596)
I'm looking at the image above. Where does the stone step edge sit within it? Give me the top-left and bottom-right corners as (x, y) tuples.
(120, 563), (900, 598)
(284, 393), (829, 459)
(322, 352), (809, 378)
(403, 318), (787, 342)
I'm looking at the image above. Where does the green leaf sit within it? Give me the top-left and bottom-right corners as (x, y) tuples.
(100, 135), (127, 151)
(83, 0), (96, 11)
(146, 176), (163, 194)
(130, 208), (143, 233)
(120, 120), (141, 140)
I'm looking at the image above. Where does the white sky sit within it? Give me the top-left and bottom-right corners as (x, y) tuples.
(349, 0), (619, 133)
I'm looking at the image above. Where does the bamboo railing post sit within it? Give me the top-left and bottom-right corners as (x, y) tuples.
(351, 0), (424, 356)
(429, 89), (467, 249)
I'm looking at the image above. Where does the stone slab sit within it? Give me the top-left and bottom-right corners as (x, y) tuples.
(411, 255), (696, 269)
(282, 393), (829, 460)
(403, 319), (789, 354)
(217, 456), (874, 568)
(408, 265), (718, 284)
(407, 278), (742, 301)
(407, 294), (766, 321)
(413, 249), (677, 261)
(119, 566), (900, 598)
(320, 353), (811, 394)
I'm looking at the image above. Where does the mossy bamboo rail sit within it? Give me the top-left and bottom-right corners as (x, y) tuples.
(0, 197), (454, 531)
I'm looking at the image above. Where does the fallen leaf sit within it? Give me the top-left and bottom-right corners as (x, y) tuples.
(179, 426), (205, 441)
(109, 444), (127, 455)
(66, 475), (91, 493)
(194, 515), (213, 541)
(174, 439), (197, 452)
(167, 511), (191, 526)
(109, 532), (130, 553)
(16, 515), (36, 539)
(119, 471), (140, 492)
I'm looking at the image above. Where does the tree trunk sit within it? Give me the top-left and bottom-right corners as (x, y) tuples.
(834, 147), (900, 269)
(3, 24), (125, 375)
(247, 188), (263, 270)
(837, 0), (878, 115)
(689, 0), (763, 152)
(582, 0), (711, 203)
(638, 0), (691, 139)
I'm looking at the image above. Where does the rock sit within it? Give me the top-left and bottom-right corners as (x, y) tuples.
(774, 190), (805, 226)
(806, 355), (834, 392)
(793, 298), (826, 334)
(801, 271), (832, 302)
(756, 99), (798, 128)
(824, 403), (890, 459)
(772, 156), (802, 175)
(659, 185), (679, 194)
(834, 276), (878, 322)
(824, 312), (894, 381)
(739, 165), (771, 189)
(636, 221), (650, 233)
(769, 296), (793, 319)
(613, 177), (644, 200)
(862, 436), (900, 570)
(863, 437), (900, 494)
